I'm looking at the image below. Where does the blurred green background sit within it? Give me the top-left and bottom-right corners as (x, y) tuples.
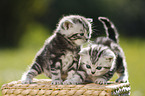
(0, 0), (145, 96)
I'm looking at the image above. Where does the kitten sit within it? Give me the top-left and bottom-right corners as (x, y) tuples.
(21, 15), (92, 85)
(95, 17), (128, 83)
(64, 17), (128, 85)
(78, 44), (116, 84)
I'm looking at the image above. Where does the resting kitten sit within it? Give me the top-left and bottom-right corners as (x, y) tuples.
(64, 17), (128, 85)
(21, 15), (92, 85)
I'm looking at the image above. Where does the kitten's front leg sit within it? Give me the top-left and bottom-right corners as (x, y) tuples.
(21, 62), (43, 84)
(94, 77), (107, 85)
(51, 70), (63, 85)
(94, 69), (115, 85)
(116, 56), (128, 83)
(63, 70), (86, 85)
(50, 62), (63, 85)
(116, 72), (128, 83)
(21, 69), (35, 84)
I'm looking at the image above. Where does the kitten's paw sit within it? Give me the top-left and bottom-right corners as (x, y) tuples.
(95, 78), (107, 85)
(21, 78), (32, 84)
(51, 80), (63, 85)
(116, 76), (128, 83)
(63, 80), (79, 85)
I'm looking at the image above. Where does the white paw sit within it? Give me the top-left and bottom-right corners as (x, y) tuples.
(116, 76), (128, 83)
(51, 80), (63, 85)
(95, 78), (107, 85)
(63, 79), (79, 85)
(21, 78), (32, 84)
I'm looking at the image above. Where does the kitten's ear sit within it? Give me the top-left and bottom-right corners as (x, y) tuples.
(62, 20), (73, 30)
(87, 18), (93, 23)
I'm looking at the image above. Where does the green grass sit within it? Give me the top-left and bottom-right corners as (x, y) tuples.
(0, 37), (145, 96)
(120, 37), (145, 96)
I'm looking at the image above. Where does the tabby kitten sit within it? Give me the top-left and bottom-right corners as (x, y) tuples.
(64, 17), (128, 85)
(21, 15), (92, 85)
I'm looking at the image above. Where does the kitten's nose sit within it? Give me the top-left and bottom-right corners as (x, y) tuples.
(91, 71), (95, 74)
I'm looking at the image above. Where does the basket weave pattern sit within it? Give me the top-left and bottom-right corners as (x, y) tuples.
(1, 79), (130, 96)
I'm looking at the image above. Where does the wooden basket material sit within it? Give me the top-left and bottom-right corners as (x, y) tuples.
(1, 79), (130, 96)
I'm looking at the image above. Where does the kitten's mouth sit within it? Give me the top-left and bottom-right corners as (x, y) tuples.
(80, 38), (88, 41)
(92, 74), (100, 77)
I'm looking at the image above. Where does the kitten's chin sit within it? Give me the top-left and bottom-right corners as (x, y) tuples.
(88, 72), (104, 77)
(88, 73), (100, 77)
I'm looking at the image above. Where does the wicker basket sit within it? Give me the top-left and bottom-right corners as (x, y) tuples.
(1, 79), (130, 96)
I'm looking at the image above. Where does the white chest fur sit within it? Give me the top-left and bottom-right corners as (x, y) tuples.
(60, 51), (74, 72)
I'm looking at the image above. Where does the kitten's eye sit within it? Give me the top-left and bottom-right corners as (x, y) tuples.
(104, 67), (110, 69)
(96, 67), (102, 70)
(86, 64), (91, 69)
(79, 33), (84, 36)
(106, 58), (113, 62)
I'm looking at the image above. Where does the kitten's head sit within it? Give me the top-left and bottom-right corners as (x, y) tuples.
(79, 44), (116, 76)
(56, 15), (92, 46)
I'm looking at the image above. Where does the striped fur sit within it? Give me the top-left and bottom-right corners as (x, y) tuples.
(96, 17), (128, 83)
(21, 15), (92, 85)
(98, 17), (119, 43)
(77, 44), (116, 84)
(66, 17), (128, 85)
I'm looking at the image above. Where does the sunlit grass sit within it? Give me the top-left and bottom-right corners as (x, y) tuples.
(0, 36), (145, 96)
(120, 37), (145, 96)
(0, 22), (50, 95)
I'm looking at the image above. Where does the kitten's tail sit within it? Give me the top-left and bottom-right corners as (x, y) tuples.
(98, 17), (119, 43)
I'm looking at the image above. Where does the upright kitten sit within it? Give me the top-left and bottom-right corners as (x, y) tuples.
(65, 17), (128, 85)
(21, 15), (92, 85)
